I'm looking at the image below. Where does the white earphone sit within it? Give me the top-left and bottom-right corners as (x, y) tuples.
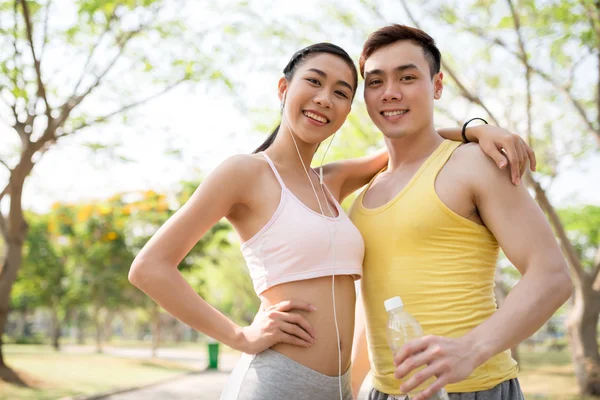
(289, 126), (343, 400)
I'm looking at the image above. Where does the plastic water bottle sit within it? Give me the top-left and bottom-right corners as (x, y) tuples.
(385, 296), (449, 400)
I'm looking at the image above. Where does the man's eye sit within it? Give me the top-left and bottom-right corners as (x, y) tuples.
(368, 80), (382, 85)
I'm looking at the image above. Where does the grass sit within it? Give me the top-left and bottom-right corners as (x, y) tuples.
(0, 345), (196, 400)
(518, 347), (595, 399)
(0, 344), (597, 400)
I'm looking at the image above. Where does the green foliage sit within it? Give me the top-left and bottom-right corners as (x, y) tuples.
(12, 212), (65, 313)
(13, 332), (45, 345)
(11, 181), (259, 343)
(0, 0), (239, 151)
(559, 205), (600, 270)
(187, 251), (259, 325)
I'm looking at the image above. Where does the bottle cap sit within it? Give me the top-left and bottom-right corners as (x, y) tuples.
(384, 296), (404, 312)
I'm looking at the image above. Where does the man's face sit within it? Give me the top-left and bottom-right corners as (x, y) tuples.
(363, 41), (442, 139)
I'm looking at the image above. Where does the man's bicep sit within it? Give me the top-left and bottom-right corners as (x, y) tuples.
(475, 168), (561, 275)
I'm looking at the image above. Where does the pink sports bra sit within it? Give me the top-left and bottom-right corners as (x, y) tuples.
(240, 152), (364, 295)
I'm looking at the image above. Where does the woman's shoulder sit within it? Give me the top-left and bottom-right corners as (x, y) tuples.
(214, 153), (270, 179)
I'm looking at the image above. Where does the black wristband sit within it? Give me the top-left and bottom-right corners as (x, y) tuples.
(461, 117), (488, 143)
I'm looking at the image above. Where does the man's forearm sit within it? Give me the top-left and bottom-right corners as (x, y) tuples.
(464, 267), (571, 366)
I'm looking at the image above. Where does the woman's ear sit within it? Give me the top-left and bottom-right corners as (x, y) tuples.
(278, 77), (288, 103)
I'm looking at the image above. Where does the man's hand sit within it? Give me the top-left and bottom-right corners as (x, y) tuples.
(393, 335), (478, 400)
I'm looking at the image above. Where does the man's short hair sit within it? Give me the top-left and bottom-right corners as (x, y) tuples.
(359, 24), (442, 78)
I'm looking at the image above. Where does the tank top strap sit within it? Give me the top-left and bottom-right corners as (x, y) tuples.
(420, 140), (462, 186)
(260, 152), (286, 189)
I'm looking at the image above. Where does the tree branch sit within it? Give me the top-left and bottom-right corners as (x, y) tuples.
(525, 174), (586, 285)
(435, 105), (464, 127)
(579, 0), (600, 44)
(0, 183), (10, 243)
(596, 1), (600, 142)
(443, 64), (501, 125)
(0, 177), (9, 242)
(0, 159), (11, 173)
(0, 211), (7, 243)
(566, 54), (592, 91)
(457, 22), (600, 146)
(71, 8), (119, 96)
(592, 248), (600, 287)
(67, 22), (151, 117)
(59, 78), (187, 139)
(18, 0), (52, 119)
(11, 0), (23, 111)
(399, 0), (501, 125)
(506, 0), (533, 144)
(0, 184), (7, 200)
(39, 0), (52, 62)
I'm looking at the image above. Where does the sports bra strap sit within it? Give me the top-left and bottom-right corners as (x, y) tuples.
(261, 152), (286, 188)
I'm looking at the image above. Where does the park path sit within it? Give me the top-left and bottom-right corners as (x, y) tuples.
(62, 345), (371, 399)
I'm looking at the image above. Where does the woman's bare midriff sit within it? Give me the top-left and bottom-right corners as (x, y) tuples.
(259, 275), (356, 377)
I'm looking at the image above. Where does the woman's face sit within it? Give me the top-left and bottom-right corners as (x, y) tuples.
(279, 53), (354, 145)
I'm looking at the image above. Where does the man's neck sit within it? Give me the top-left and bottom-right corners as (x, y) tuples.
(385, 127), (444, 171)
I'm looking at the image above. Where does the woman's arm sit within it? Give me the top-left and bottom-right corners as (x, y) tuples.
(324, 124), (537, 203)
(129, 155), (316, 354)
(322, 148), (388, 203)
(438, 124), (537, 185)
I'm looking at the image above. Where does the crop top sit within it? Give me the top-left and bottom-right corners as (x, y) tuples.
(240, 152), (364, 295)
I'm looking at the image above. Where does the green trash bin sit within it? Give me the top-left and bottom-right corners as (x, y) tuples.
(207, 341), (220, 370)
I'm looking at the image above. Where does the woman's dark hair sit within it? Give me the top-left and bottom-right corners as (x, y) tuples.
(253, 43), (358, 153)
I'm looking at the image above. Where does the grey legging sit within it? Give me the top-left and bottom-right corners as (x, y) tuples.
(221, 349), (352, 400)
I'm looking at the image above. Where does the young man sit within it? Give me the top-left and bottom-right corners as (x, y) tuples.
(349, 25), (572, 400)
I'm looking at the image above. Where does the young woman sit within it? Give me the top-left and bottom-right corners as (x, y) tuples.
(128, 43), (534, 400)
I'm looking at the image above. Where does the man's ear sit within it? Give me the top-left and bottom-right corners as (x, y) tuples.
(433, 71), (444, 100)
(278, 77), (288, 102)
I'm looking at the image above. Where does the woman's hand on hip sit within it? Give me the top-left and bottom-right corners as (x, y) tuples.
(238, 300), (317, 354)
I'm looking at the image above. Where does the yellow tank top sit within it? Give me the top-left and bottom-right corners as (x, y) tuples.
(349, 140), (518, 394)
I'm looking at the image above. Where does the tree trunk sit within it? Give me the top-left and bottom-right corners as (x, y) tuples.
(174, 319), (184, 343)
(75, 309), (86, 345)
(15, 309), (27, 338)
(151, 304), (161, 358)
(567, 284), (600, 395)
(0, 160), (33, 369)
(494, 274), (520, 364)
(103, 310), (114, 344)
(93, 307), (103, 354)
(50, 308), (61, 351)
(0, 211), (27, 368)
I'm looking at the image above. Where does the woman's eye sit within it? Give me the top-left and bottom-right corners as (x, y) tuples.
(335, 91), (349, 98)
(306, 78), (320, 85)
(368, 80), (382, 86)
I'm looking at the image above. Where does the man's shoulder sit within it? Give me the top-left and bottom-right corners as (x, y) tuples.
(451, 142), (492, 164)
(450, 143), (508, 177)
(447, 142), (513, 193)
